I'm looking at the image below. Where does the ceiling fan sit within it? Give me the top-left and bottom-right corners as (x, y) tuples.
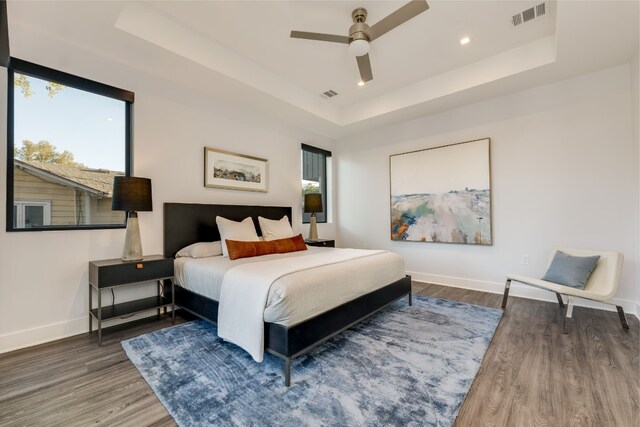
(290, 0), (430, 84)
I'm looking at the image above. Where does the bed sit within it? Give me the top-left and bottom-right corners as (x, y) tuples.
(164, 202), (411, 386)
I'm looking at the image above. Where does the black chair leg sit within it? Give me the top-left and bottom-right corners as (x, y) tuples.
(556, 293), (565, 308)
(501, 279), (511, 309)
(616, 306), (630, 330)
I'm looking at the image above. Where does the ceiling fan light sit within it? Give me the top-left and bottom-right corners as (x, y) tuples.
(349, 39), (370, 57)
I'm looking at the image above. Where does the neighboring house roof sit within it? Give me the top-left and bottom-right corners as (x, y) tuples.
(14, 159), (124, 197)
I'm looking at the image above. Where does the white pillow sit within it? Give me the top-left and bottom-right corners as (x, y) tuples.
(258, 215), (295, 241)
(216, 216), (260, 257)
(176, 241), (222, 258)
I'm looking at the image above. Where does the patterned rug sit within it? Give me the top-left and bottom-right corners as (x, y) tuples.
(122, 296), (502, 426)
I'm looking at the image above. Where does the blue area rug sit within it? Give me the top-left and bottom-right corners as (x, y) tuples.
(122, 296), (502, 426)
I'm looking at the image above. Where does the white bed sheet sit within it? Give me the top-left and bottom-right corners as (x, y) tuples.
(174, 247), (405, 327)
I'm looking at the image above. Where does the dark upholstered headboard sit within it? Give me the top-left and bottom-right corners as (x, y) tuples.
(163, 203), (292, 258)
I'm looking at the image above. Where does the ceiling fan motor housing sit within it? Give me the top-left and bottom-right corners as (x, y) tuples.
(349, 22), (370, 42)
(350, 8), (370, 42)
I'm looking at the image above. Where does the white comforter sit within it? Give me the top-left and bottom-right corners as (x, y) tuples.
(217, 248), (386, 362)
(174, 248), (405, 327)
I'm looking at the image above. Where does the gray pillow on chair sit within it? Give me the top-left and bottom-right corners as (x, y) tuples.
(541, 251), (600, 289)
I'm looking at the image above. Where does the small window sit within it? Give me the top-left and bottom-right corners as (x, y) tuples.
(7, 58), (134, 231)
(301, 144), (331, 224)
(13, 201), (51, 228)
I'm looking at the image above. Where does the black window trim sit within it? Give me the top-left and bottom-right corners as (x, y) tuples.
(302, 143), (331, 224)
(301, 143), (332, 158)
(6, 57), (134, 232)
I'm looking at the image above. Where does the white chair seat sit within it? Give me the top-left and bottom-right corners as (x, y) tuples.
(506, 274), (610, 302)
(502, 246), (627, 333)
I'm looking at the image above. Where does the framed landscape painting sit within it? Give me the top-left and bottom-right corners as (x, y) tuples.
(390, 138), (492, 245)
(204, 147), (268, 192)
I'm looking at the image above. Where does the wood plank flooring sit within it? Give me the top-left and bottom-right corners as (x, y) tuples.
(0, 283), (638, 426)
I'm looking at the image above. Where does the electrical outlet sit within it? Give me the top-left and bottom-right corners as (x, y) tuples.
(521, 255), (529, 265)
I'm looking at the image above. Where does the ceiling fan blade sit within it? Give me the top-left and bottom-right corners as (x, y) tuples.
(290, 31), (350, 44)
(356, 53), (373, 83)
(367, 0), (429, 41)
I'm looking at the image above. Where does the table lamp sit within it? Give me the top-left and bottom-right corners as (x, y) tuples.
(304, 193), (323, 241)
(112, 176), (152, 261)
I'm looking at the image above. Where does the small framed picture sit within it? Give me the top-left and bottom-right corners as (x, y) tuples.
(204, 147), (268, 192)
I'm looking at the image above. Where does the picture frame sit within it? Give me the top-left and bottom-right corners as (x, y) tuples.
(389, 138), (492, 245)
(204, 147), (268, 192)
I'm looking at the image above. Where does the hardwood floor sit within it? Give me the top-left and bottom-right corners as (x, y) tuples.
(1, 283), (638, 426)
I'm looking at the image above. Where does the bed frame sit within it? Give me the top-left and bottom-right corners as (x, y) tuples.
(163, 202), (412, 386)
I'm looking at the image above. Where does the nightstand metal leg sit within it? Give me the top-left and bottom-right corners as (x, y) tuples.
(159, 280), (167, 315)
(88, 285), (92, 333)
(171, 279), (176, 324)
(97, 289), (102, 346)
(157, 280), (161, 318)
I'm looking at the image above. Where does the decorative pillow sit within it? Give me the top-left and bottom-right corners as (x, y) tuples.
(176, 241), (223, 258)
(258, 215), (295, 241)
(226, 234), (308, 260)
(541, 251), (600, 289)
(216, 216), (260, 257)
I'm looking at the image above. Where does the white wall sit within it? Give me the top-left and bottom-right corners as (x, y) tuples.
(0, 66), (336, 353)
(336, 64), (639, 316)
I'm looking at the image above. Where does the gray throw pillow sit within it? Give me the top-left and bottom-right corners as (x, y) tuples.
(541, 251), (600, 289)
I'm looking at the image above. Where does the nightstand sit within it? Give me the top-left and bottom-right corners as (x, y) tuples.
(305, 239), (335, 248)
(88, 255), (174, 345)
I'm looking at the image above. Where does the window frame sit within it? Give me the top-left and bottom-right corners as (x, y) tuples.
(6, 58), (134, 232)
(301, 143), (331, 224)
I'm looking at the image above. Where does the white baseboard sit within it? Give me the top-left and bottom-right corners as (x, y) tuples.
(0, 309), (165, 355)
(408, 270), (640, 319)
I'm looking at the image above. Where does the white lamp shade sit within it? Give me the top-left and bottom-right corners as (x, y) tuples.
(349, 39), (370, 57)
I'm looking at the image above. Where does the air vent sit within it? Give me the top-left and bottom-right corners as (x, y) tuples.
(323, 90), (338, 98)
(511, 14), (522, 26)
(522, 7), (535, 22)
(512, 2), (546, 27)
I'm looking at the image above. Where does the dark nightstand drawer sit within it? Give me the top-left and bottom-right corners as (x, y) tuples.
(89, 256), (173, 288)
(305, 239), (335, 248)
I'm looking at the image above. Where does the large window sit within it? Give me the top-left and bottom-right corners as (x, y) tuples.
(301, 143), (331, 224)
(7, 58), (134, 231)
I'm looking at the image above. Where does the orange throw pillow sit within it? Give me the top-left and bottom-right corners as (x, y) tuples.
(226, 234), (308, 260)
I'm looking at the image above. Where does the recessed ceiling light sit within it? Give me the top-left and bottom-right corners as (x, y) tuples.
(358, 81), (366, 87)
(460, 36), (471, 46)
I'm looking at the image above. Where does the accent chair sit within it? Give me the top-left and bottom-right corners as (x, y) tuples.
(502, 246), (626, 333)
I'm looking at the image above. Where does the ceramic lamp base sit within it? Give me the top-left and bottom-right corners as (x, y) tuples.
(308, 213), (319, 241)
(122, 212), (143, 261)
